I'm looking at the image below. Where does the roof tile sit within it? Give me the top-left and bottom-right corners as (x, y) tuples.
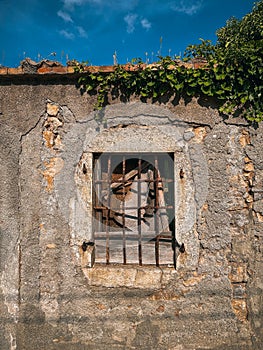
(0, 67), (8, 75)
(7, 67), (24, 74)
(0, 59), (208, 76)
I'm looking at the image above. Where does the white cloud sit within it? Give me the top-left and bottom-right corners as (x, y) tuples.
(171, 0), (203, 16)
(57, 10), (74, 23)
(59, 29), (75, 40)
(111, 0), (138, 11)
(62, 0), (137, 12)
(63, 0), (85, 10)
(62, 0), (109, 11)
(86, 0), (139, 11)
(141, 18), (151, 31)
(124, 13), (138, 34)
(77, 26), (88, 38)
(62, 0), (87, 12)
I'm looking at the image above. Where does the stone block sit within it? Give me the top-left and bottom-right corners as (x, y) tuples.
(46, 103), (60, 117)
(229, 263), (248, 283)
(231, 299), (248, 322)
(243, 162), (254, 172)
(134, 267), (162, 289)
(83, 265), (137, 288)
(254, 200), (263, 215)
(231, 238), (251, 261)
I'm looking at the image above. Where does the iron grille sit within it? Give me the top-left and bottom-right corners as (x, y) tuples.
(93, 153), (175, 266)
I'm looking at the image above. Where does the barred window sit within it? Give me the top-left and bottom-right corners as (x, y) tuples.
(92, 153), (177, 267)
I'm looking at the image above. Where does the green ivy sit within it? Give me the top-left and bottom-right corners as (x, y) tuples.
(74, 1), (263, 123)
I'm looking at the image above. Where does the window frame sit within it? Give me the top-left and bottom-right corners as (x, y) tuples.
(92, 152), (176, 267)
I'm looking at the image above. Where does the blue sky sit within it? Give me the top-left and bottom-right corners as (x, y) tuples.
(0, 0), (256, 67)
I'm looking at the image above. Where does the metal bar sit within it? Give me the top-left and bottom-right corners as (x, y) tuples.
(154, 155), (160, 267)
(96, 156), (102, 233)
(105, 155), (111, 264)
(138, 157), (142, 266)
(103, 153), (169, 155)
(94, 205), (174, 210)
(122, 155), (127, 264)
(95, 238), (172, 244)
(173, 231), (177, 269)
(94, 231), (172, 240)
(94, 178), (174, 184)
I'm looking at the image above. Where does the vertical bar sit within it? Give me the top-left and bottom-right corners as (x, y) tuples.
(173, 232), (177, 269)
(165, 155), (176, 268)
(173, 153), (177, 269)
(96, 156), (102, 233)
(122, 155), (127, 264)
(105, 154), (111, 264)
(138, 157), (142, 266)
(86, 153), (93, 243)
(154, 155), (160, 267)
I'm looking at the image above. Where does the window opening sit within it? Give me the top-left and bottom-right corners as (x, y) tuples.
(93, 153), (175, 267)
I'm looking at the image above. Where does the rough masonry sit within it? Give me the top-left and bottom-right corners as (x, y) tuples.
(0, 70), (262, 350)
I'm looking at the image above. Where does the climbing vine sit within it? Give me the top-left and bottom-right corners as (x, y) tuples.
(74, 1), (263, 123)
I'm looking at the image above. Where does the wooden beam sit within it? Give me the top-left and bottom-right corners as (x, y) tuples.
(110, 161), (149, 189)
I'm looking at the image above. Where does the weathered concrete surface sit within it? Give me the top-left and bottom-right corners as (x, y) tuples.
(0, 76), (262, 349)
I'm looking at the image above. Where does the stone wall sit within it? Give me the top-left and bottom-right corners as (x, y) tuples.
(0, 73), (262, 349)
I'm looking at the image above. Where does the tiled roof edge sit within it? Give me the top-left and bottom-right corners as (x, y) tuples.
(0, 61), (207, 76)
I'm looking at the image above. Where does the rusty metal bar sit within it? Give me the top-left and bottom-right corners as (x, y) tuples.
(105, 155), (111, 264)
(94, 205), (174, 210)
(154, 155), (160, 267)
(122, 155), (127, 264)
(94, 178), (174, 184)
(96, 156), (102, 233)
(94, 231), (172, 239)
(138, 157), (142, 266)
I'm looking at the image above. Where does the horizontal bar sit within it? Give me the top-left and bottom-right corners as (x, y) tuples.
(94, 205), (174, 210)
(94, 231), (172, 239)
(95, 152), (174, 156)
(94, 179), (174, 184)
(95, 238), (172, 244)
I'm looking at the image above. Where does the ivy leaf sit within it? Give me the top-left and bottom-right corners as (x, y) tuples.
(174, 83), (184, 91)
(85, 84), (94, 92)
(147, 81), (155, 87)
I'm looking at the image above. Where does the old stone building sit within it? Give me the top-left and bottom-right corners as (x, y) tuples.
(0, 64), (262, 349)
